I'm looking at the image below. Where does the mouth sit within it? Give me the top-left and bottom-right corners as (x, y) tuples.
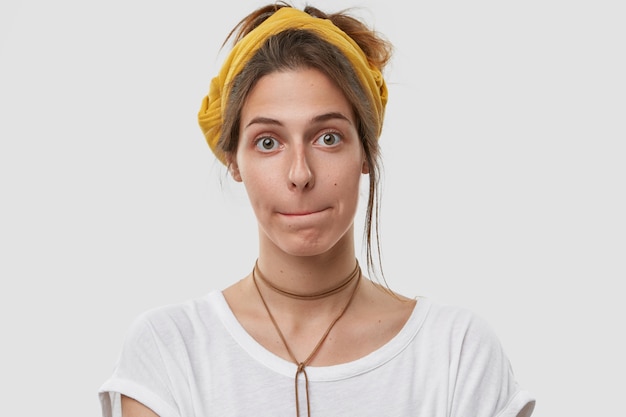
(279, 208), (329, 217)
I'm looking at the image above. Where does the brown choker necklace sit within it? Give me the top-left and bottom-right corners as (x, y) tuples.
(253, 260), (360, 300)
(252, 260), (362, 417)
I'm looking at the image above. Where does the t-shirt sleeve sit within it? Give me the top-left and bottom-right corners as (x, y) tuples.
(449, 311), (535, 417)
(99, 311), (182, 417)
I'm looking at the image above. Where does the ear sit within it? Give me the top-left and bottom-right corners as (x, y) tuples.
(361, 160), (370, 174)
(227, 160), (243, 182)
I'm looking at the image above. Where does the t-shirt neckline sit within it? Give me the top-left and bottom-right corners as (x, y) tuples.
(208, 289), (431, 382)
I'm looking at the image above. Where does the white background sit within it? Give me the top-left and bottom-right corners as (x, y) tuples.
(1, 0), (624, 416)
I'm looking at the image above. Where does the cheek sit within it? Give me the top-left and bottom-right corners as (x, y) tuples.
(330, 170), (363, 198)
(240, 168), (278, 203)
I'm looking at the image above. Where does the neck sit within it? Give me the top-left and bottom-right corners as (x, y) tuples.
(256, 227), (359, 290)
(255, 253), (359, 297)
(251, 254), (362, 333)
(254, 258), (360, 300)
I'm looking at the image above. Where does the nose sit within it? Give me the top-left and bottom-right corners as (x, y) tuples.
(287, 147), (314, 190)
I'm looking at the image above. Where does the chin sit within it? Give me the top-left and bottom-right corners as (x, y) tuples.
(272, 232), (347, 258)
(279, 242), (331, 258)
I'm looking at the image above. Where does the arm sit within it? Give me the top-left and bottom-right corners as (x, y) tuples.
(517, 401), (535, 417)
(121, 395), (160, 417)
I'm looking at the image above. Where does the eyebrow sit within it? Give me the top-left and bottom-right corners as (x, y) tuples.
(312, 112), (351, 124)
(244, 112), (351, 129)
(245, 117), (282, 128)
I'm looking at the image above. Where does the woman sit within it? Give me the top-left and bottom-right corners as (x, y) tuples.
(99, 3), (535, 417)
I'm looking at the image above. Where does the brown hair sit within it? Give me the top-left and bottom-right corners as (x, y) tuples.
(218, 2), (393, 281)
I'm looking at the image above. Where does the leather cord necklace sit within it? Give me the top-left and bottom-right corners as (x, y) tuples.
(254, 260), (360, 300)
(252, 260), (361, 417)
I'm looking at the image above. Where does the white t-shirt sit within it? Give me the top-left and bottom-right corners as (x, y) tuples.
(99, 290), (535, 417)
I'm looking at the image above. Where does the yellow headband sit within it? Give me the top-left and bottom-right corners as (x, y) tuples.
(197, 7), (388, 165)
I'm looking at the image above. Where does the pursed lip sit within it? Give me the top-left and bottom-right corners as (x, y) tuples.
(278, 207), (330, 216)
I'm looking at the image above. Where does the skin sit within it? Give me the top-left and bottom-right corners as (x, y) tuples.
(121, 396), (158, 417)
(121, 67), (415, 416)
(231, 68), (367, 266)
(224, 68), (414, 363)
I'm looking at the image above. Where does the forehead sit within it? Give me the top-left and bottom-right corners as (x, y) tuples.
(241, 68), (354, 122)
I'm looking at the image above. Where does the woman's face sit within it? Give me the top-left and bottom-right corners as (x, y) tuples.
(232, 67), (368, 257)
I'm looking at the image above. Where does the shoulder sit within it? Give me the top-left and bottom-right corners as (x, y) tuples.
(122, 290), (224, 348)
(420, 298), (499, 343)
(416, 299), (534, 415)
(412, 298), (509, 368)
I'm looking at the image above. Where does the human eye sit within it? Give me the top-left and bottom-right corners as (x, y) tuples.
(314, 131), (342, 147)
(254, 135), (280, 152)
